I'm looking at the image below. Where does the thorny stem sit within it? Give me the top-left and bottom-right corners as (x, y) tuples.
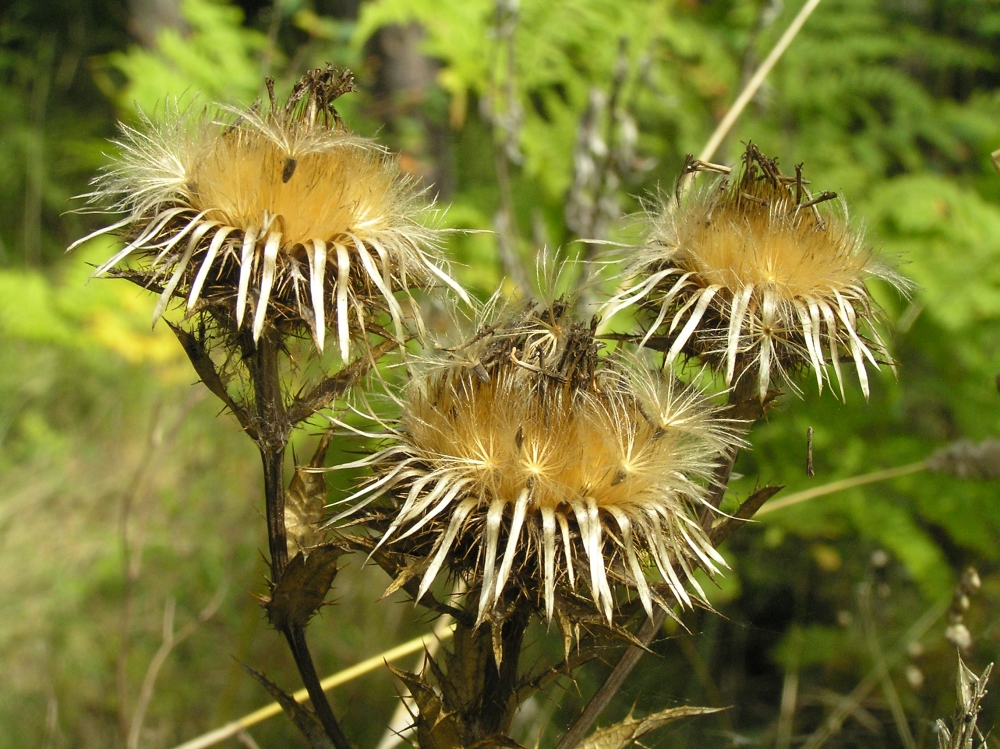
(249, 330), (291, 581)
(245, 329), (353, 749)
(478, 609), (531, 739)
(701, 362), (764, 530)
(260, 447), (289, 579)
(284, 626), (354, 749)
(552, 610), (666, 749)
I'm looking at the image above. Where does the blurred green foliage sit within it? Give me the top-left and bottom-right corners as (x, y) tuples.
(106, 0), (267, 111)
(1, 0), (1000, 746)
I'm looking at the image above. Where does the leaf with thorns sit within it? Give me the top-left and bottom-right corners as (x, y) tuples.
(262, 544), (343, 630)
(241, 662), (336, 749)
(578, 705), (725, 749)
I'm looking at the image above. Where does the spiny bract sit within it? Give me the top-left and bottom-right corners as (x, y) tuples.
(73, 66), (466, 357)
(606, 144), (908, 400)
(333, 300), (743, 625)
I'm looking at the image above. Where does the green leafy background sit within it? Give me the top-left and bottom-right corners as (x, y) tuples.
(1, 0), (999, 746)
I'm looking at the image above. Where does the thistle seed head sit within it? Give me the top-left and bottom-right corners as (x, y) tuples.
(73, 65), (467, 357)
(335, 300), (743, 626)
(607, 144), (909, 400)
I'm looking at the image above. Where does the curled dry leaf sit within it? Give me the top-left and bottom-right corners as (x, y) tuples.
(241, 662), (335, 749)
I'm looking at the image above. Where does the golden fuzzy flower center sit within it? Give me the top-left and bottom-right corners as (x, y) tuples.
(406, 372), (684, 513)
(676, 202), (871, 300)
(186, 130), (397, 248)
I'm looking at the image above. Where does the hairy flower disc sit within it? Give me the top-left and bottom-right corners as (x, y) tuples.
(336, 304), (742, 624)
(607, 144), (908, 399)
(73, 68), (467, 357)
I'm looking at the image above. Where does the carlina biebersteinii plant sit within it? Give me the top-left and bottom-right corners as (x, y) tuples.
(332, 298), (745, 636)
(71, 66), (469, 749)
(71, 64), (467, 358)
(605, 142), (910, 401)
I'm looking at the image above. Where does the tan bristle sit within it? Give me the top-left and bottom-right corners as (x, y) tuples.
(333, 302), (743, 625)
(607, 143), (910, 400)
(72, 68), (468, 356)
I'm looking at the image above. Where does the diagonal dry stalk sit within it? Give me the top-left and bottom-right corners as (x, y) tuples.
(695, 0), (825, 166)
(127, 587), (227, 749)
(798, 603), (946, 749)
(859, 583), (917, 749)
(117, 390), (205, 742)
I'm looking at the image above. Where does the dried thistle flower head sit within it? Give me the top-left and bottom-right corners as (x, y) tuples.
(73, 65), (466, 357)
(607, 144), (909, 399)
(335, 300), (742, 625)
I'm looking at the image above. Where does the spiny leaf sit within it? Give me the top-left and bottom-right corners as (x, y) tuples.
(240, 662), (335, 749)
(263, 544), (342, 630)
(936, 654), (992, 749)
(442, 622), (492, 712)
(577, 705), (725, 749)
(285, 431), (334, 559)
(387, 664), (466, 749)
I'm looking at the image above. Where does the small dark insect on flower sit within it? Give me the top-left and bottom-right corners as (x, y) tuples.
(72, 65), (467, 358)
(331, 300), (744, 625)
(607, 144), (910, 400)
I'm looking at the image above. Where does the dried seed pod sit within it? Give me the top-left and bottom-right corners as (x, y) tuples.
(332, 300), (744, 625)
(607, 143), (909, 400)
(72, 65), (467, 357)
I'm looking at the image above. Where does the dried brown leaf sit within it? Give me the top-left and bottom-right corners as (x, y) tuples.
(387, 665), (465, 749)
(241, 662), (335, 749)
(264, 544), (342, 630)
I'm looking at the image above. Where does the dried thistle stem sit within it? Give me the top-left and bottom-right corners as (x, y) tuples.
(243, 329), (353, 749)
(246, 329), (291, 580)
(284, 626), (354, 749)
(471, 604), (531, 740)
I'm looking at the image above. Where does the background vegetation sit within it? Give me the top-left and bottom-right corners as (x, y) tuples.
(2, 0), (999, 746)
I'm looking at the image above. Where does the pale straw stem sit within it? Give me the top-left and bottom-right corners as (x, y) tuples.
(598, 0), (825, 336)
(757, 461), (927, 516)
(696, 0), (825, 164)
(169, 624), (456, 749)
